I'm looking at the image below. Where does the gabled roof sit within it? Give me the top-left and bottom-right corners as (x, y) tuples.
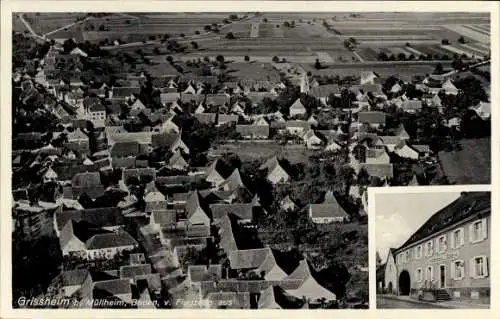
(61, 269), (89, 287)
(397, 192), (490, 251)
(218, 114), (239, 124)
(151, 133), (180, 149)
(120, 264), (152, 280)
(309, 84), (341, 98)
(110, 141), (147, 158)
(219, 169), (246, 191)
(290, 98), (306, 110)
(86, 230), (137, 249)
(209, 203), (254, 221)
(309, 202), (349, 219)
(205, 94), (229, 106)
(185, 191), (204, 219)
(55, 207), (125, 232)
(358, 111), (386, 124)
(93, 279), (131, 297)
(215, 214), (238, 252)
(168, 150), (189, 168)
(71, 171), (101, 187)
(402, 100), (422, 111)
(235, 124), (270, 137)
(229, 247), (272, 269)
(285, 120), (311, 129)
(194, 113), (217, 124)
(285, 259), (336, 301)
(360, 163), (394, 179)
(151, 210), (177, 225)
(378, 135), (403, 146)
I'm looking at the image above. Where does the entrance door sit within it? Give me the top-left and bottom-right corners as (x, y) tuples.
(439, 265), (446, 288)
(398, 270), (411, 295)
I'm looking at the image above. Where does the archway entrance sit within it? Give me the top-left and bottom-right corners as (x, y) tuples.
(387, 282), (393, 294)
(399, 270), (411, 296)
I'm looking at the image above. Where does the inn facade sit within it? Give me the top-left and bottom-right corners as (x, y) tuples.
(384, 192), (490, 304)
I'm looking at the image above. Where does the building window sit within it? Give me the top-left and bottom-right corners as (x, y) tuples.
(416, 268), (423, 282)
(415, 245), (423, 259)
(470, 256), (488, 279)
(425, 240), (434, 257)
(470, 219), (487, 243)
(451, 260), (465, 280)
(438, 235), (447, 253)
(425, 266), (434, 281)
(451, 228), (464, 249)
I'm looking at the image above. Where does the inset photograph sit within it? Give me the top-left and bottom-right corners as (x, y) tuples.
(375, 187), (490, 309)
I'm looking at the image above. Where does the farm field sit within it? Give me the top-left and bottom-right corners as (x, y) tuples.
(22, 12), (87, 35)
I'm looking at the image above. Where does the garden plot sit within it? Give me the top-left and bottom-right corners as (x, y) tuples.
(440, 45), (478, 58)
(356, 48), (379, 61)
(258, 23), (285, 38)
(443, 24), (489, 44)
(404, 46), (426, 57)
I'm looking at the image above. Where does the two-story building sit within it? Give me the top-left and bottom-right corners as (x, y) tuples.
(384, 192), (490, 304)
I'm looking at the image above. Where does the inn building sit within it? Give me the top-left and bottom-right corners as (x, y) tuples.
(383, 192), (490, 303)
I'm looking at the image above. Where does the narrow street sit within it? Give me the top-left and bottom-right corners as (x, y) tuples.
(377, 295), (445, 309)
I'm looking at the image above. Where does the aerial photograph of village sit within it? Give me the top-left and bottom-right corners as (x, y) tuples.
(11, 11), (490, 309)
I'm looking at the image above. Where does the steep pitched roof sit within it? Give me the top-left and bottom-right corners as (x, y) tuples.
(110, 141), (147, 158)
(358, 111), (386, 124)
(61, 269), (89, 287)
(309, 203), (349, 219)
(220, 169), (245, 191)
(397, 192), (490, 251)
(209, 203), (254, 221)
(229, 247), (272, 269)
(290, 98), (306, 110)
(55, 207), (125, 232)
(71, 171), (101, 187)
(86, 230), (137, 250)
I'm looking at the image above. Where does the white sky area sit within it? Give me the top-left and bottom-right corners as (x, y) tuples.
(376, 191), (461, 263)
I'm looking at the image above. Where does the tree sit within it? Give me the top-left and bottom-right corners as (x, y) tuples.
(458, 36), (466, 44)
(204, 25), (212, 31)
(272, 56), (280, 63)
(441, 38), (450, 45)
(166, 55), (173, 63)
(315, 58), (322, 69)
(433, 63), (444, 75)
(225, 32), (236, 39)
(216, 55), (225, 63)
(195, 30), (200, 35)
(405, 42), (411, 47)
(244, 55), (250, 62)
(376, 251), (382, 266)
(263, 18), (268, 22)
(397, 53), (406, 61)
(191, 41), (199, 49)
(377, 52), (389, 61)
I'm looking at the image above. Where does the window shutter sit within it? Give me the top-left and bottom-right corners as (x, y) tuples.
(429, 240), (434, 255)
(435, 238), (440, 253)
(460, 228), (465, 246)
(450, 262), (455, 280)
(481, 218), (488, 240)
(469, 224), (474, 243)
(484, 257), (489, 277)
(443, 235), (447, 251)
(451, 232), (455, 249)
(469, 258), (475, 278)
(430, 266), (434, 281)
